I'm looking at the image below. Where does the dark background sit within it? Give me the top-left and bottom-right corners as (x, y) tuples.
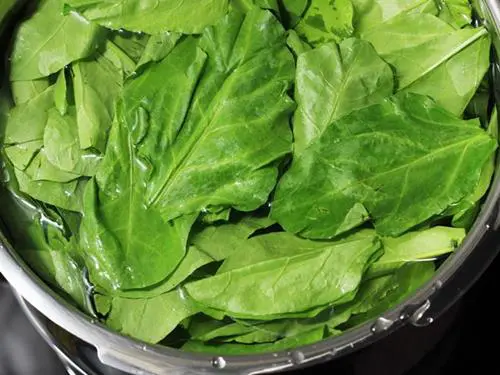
(0, 255), (498, 375)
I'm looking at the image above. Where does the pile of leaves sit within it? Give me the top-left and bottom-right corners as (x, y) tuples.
(0, 0), (497, 354)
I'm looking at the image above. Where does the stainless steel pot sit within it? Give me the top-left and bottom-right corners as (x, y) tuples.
(2, 1), (500, 374)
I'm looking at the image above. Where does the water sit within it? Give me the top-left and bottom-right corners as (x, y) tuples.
(211, 356), (226, 369)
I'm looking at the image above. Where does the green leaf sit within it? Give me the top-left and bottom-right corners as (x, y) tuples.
(43, 108), (102, 176)
(0, 177), (89, 311)
(351, 0), (438, 34)
(136, 32), (181, 70)
(367, 226), (465, 278)
(3, 87), (92, 197)
(184, 230), (381, 318)
(102, 289), (199, 343)
(293, 38), (394, 153)
(182, 327), (324, 354)
(4, 87), (54, 146)
(192, 216), (276, 262)
(14, 168), (86, 211)
(437, 0), (472, 28)
(295, 0), (354, 46)
(23, 150), (80, 183)
(11, 79), (50, 105)
(286, 29), (312, 56)
(363, 14), (490, 115)
(10, 0), (102, 81)
(73, 41), (126, 152)
(272, 93), (497, 239)
(65, 0), (229, 34)
(344, 262), (435, 327)
(401, 29), (490, 116)
(54, 70), (68, 116)
(79, 114), (197, 291)
(106, 216), (274, 299)
(219, 228), (378, 273)
(110, 32), (149, 64)
(452, 107), (498, 227)
(124, 10), (294, 221)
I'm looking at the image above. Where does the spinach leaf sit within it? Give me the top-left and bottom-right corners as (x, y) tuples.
(363, 14), (490, 115)
(233, 0), (309, 28)
(11, 79), (50, 106)
(101, 289), (199, 343)
(65, 0), (229, 34)
(127, 10), (294, 221)
(106, 216), (275, 299)
(437, 0), (472, 28)
(218, 229), (378, 273)
(54, 70), (68, 116)
(73, 40), (127, 152)
(10, 0), (102, 81)
(135, 32), (181, 70)
(79, 117), (196, 292)
(190, 307), (351, 344)
(4, 87), (54, 147)
(184, 231), (381, 318)
(286, 29), (312, 56)
(43, 108), (102, 176)
(182, 328), (324, 354)
(14, 169), (86, 211)
(452, 107), (497, 227)
(295, 0), (354, 46)
(351, 0), (438, 34)
(293, 38), (394, 153)
(367, 226), (465, 278)
(344, 262), (435, 327)
(110, 32), (149, 65)
(0, 165), (89, 311)
(272, 93), (496, 239)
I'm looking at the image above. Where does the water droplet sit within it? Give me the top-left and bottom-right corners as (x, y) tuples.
(141, 345), (148, 352)
(272, 353), (279, 358)
(211, 357), (226, 369)
(486, 223), (491, 230)
(399, 311), (410, 321)
(371, 317), (394, 333)
(410, 300), (433, 326)
(290, 351), (305, 365)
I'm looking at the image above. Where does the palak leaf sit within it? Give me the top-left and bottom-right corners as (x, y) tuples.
(65, 0), (229, 34)
(272, 93), (496, 239)
(10, 0), (102, 81)
(437, 0), (472, 28)
(182, 327), (324, 354)
(79, 115), (196, 291)
(293, 38), (394, 153)
(73, 41), (126, 152)
(295, 0), (354, 46)
(363, 13), (490, 115)
(344, 262), (435, 327)
(351, 0), (438, 34)
(184, 230), (381, 317)
(367, 226), (465, 278)
(102, 289), (198, 343)
(127, 10), (294, 221)
(11, 79), (50, 106)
